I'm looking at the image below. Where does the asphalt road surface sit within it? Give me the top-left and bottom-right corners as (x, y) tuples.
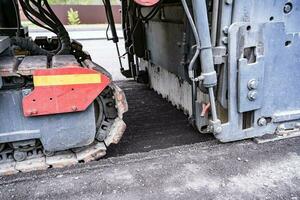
(1, 137), (299, 200)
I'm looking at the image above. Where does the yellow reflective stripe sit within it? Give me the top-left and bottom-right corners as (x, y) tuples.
(34, 74), (101, 86)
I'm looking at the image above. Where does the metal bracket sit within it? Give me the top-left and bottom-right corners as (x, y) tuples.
(238, 56), (265, 113)
(213, 46), (227, 65)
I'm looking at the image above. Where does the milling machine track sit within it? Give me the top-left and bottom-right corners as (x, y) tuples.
(0, 83), (127, 176)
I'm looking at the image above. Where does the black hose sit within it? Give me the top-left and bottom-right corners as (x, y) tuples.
(18, 0), (71, 55)
(12, 0), (21, 37)
(181, 0), (200, 80)
(11, 37), (54, 56)
(180, 0), (201, 123)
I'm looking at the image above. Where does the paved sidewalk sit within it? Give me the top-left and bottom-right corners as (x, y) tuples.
(28, 24), (124, 40)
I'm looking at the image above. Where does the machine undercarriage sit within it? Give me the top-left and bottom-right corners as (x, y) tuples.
(0, 0), (127, 175)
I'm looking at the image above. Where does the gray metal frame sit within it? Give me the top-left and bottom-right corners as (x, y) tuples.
(142, 0), (300, 142)
(215, 0), (300, 141)
(0, 90), (96, 151)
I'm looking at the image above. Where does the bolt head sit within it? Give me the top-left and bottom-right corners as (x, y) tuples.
(284, 3), (293, 14)
(71, 106), (78, 111)
(222, 37), (228, 44)
(215, 126), (222, 134)
(23, 89), (31, 96)
(277, 124), (286, 131)
(29, 109), (38, 115)
(247, 91), (257, 101)
(223, 26), (229, 34)
(248, 79), (258, 90)
(258, 118), (267, 126)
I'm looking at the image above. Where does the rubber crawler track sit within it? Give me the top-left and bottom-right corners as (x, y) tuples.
(0, 83), (128, 176)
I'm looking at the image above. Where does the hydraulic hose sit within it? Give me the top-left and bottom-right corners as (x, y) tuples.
(181, 0), (202, 122)
(11, 37), (54, 56)
(180, 0), (200, 80)
(191, 0), (217, 87)
(181, 0), (221, 133)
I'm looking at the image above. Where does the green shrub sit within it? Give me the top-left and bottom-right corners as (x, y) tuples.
(67, 8), (81, 25)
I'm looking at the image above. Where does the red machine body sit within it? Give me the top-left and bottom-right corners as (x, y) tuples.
(22, 66), (111, 117)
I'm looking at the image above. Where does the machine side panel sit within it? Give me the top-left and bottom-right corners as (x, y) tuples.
(0, 90), (96, 151)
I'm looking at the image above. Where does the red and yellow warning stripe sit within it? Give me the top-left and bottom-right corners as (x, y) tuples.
(23, 66), (111, 117)
(33, 73), (102, 86)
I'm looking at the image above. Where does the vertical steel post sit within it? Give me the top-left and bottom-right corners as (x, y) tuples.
(192, 0), (217, 88)
(192, 0), (221, 133)
(211, 0), (220, 46)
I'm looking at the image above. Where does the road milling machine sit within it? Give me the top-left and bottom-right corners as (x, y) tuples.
(0, 0), (128, 175)
(1, 0), (300, 175)
(119, 0), (300, 142)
